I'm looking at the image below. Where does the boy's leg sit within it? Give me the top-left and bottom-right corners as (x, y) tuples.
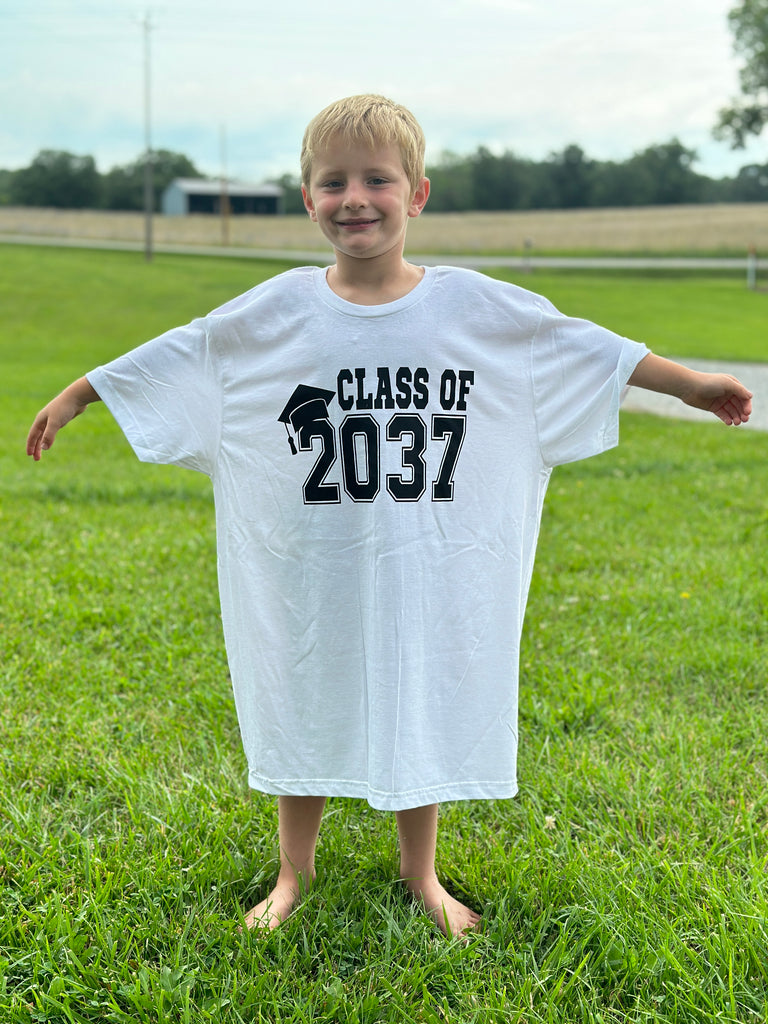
(395, 803), (481, 937)
(244, 794), (326, 930)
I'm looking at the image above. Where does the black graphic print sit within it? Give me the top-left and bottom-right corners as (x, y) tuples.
(278, 369), (474, 506)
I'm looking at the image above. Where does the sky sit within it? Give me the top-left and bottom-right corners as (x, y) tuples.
(1, 0), (765, 184)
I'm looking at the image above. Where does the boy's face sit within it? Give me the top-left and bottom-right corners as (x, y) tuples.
(302, 138), (429, 263)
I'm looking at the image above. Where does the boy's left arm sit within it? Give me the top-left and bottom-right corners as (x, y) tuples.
(628, 353), (753, 426)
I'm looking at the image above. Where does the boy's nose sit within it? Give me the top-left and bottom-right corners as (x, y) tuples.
(343, 182), (368, 208)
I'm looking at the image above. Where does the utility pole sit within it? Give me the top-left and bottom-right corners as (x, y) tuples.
(220, 123), (230, 247)
(142, 10), (154, 262)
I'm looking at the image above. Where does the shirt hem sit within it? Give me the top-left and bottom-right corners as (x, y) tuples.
(247, 772), (518, 811)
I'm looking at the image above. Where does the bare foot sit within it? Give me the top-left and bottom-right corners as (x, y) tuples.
(243, 872), (313, 931)
(402, 875), (481, 938)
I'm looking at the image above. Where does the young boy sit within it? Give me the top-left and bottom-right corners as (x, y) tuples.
(27, 95), (752, 938)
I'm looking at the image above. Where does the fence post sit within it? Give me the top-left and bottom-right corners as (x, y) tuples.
(522, 238), (533, 273)
(747, 246), (757, 290)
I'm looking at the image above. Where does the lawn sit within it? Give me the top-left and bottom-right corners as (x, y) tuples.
(485, 268), (767, 363)
(1, 246), (766, 1022)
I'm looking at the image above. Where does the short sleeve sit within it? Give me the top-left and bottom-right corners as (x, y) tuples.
(86, 319), (221, 476)
(531, 301), (648, 468)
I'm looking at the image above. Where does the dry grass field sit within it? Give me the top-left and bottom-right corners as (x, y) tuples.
(1, 203), (767, 254)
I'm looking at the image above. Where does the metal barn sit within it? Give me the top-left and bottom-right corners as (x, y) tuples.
(162, 178), (284, 216)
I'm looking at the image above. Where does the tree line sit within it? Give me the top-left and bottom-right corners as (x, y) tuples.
(275, 139), (768, 212)
(1, 138), (767, 214)
(0, 149), (201, 212)
(422, 141), (768, 211)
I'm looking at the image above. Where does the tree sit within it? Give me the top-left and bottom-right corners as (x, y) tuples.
(0, 168), (13, 205)
(271, 173), (306, 214)
(469, 146), (507, 210)
(625, 140), (704, 204)
(468, 147), (540, 211)
(727, 160), (768, 199)
(714, 0), (768, 147)
(102, 150), (203, 211)
(10, 150), (102, 208)
(545, 145), (595, 208)
(424, 151), (473, 212)
(591, 159), (649, 207)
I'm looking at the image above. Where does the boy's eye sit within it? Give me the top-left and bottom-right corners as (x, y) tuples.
(322, 180), (344, 189)
(368, 177), (389, 186)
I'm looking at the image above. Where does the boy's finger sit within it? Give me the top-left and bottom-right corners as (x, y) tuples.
(26, 428), (40, 459)
(27, 418), (53, 459)
(30, 435), (45, 461)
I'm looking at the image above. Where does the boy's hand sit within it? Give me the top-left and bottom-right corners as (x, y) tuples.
(628, 354), (753, 426)
(26, 377), (101, 461)
(679, 371), (753, 426)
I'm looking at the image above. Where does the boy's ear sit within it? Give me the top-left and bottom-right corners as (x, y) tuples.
(408, 177), (430, 219)
(301, 185), (318, 222)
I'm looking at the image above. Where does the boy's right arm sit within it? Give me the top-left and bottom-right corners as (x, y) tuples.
(26, 377), (101, 461)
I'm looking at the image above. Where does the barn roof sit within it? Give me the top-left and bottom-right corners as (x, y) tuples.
(169, 178), (283, 198)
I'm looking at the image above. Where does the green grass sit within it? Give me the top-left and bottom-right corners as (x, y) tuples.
(485, 268), (767, 363)
(1, 245), (767, 1022)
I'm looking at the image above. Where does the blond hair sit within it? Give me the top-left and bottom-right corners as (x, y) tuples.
(301, 94), (425, 196)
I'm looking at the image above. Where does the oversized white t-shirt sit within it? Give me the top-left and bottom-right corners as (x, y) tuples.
(87, 265), (648, 810)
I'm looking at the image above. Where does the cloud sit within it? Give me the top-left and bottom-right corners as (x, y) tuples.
(0, 0), (764, 181)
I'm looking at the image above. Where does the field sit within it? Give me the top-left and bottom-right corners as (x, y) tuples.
(2, 202), (768, 255)
(1, 246), (767, 1022)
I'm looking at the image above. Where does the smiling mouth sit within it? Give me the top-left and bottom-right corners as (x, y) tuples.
(337, 218), (379, 228)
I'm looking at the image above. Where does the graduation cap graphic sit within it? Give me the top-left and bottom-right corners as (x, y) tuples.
(278, 384), (336, 455)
